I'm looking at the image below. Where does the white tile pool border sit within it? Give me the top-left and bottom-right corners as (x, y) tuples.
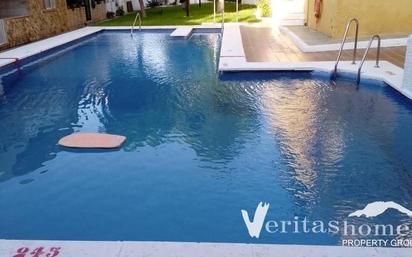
(0, 24), (221, 68)
(279, 25), (408, 53)
(219, 24), (412, 101)
(0, 27), (102, 67)
(0, 240), (411, 257)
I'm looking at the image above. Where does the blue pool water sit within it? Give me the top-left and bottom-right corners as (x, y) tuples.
(0, 31), (412, 245)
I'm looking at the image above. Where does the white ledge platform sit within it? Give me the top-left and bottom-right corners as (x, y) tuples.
(0, 27), (102, 68)
(279, 26), (408, 53)
(219, 24), (411, 101)
(0, 240), (411, 257)
(170, 27), (193, 39)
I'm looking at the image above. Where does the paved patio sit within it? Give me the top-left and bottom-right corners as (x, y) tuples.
(240, 25), (407, 68)
(285, 25), (411, 45)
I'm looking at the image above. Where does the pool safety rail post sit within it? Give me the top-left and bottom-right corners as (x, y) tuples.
(236, 0), (239, 22)
(214, 0), (216, 23)
(357, 34), (381, 84)
(221, 1), (225, 31)
(333, 18), (360, 80)
(186, 0), (190, 17)
(217, 0), (224, 24)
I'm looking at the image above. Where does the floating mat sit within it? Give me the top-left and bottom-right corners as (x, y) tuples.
(58, 133), (126, 149)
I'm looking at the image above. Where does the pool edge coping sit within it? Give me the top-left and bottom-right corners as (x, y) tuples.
(0, 25), (222, 70)
(0, 239), (411, 257)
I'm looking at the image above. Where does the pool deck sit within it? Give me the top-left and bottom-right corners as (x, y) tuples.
(1, 24), (412, 256)
(280, 25), (408, 54)
(0, 240), (411, 257)
(219, 24), (412, 100)
(242, 25), (407, 67)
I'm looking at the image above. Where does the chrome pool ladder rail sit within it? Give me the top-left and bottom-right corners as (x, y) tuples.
(221, 10), (225, 33)
(357, 34), (381, 84)
(130, 11), (142, 36)
(216, 11), (225, 72)
(333, 18), (359, 80)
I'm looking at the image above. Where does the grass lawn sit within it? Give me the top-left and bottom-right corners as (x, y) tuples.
(96, 3), (259, 26)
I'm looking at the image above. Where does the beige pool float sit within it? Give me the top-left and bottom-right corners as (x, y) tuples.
(58, 133), (126, 149)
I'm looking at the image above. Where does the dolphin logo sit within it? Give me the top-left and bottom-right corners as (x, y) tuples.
(349, 201), (412, 218)
(241, 202), (270, 238)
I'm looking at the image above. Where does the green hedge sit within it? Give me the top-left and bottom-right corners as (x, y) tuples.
(256, 0), (271, 17)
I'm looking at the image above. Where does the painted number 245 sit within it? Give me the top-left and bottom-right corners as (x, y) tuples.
(13, 247), (61, 257)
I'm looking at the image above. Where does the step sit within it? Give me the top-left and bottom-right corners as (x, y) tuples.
(170, 27), (193, 39)
(279, 19), (305, 26)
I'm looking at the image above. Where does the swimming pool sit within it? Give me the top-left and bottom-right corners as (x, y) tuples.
(0, 31), (411, 245)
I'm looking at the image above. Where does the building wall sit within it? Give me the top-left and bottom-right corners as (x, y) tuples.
(0, 0), (106, 50)
(306, 0), (338, 38)
(307, 0), (412, 39)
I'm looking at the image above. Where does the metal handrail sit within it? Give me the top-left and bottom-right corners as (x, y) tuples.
(357, 35), (381, 84)
(216, 11), (225, 71)
(333, 18), (359, 79)
(221, 9), (225, 32)
(130, 11), (142, 36)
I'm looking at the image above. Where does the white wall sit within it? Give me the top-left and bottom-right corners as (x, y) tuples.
(242, 0), (256, 5)
(106, 0), (146, 13)
(131, 0), (145, 10)
(403, 36), (412, 93)
(106, 0), (116, 12)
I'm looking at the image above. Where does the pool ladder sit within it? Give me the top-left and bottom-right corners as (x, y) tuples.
(333, 18), (381, 84)
(356, 35), (381, 84)
(130, 11), (142, 36)
(333, 18), (359, 81)
(216, 11), (225, 71)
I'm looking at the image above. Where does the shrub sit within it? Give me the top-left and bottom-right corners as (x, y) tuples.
(147, 0), (164, 8)
(66, 0), (83, 9)
(256, 0), (271, 17)
(106, 11), (115, 19)
(116, 7), (125, 16)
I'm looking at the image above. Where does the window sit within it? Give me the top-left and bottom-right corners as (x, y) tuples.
(0, 0), (29, 19)
(0, 20), (6, 45)
(44, 0), (56, 9)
